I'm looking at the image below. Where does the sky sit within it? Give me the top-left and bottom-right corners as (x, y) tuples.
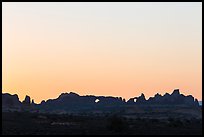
(2, 2), (202, 103)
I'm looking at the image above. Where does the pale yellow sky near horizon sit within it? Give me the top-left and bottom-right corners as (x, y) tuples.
(2, 2), (202, 103)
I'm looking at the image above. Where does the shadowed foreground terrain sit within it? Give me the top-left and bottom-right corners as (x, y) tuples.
(2, 111), (202, 135)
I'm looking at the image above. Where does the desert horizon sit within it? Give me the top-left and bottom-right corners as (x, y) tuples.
(2, 89), (202, 104)
(2, 2), (202, 135)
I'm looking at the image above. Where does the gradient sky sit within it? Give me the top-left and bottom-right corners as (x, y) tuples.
(2, 2), (202, 103)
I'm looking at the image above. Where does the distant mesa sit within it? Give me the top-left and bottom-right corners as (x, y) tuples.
(2, 89), (200, 113)
(2, 93), (21, 108)
(58, 92), (80, 99)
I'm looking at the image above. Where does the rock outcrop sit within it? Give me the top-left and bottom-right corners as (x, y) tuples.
(2, 93), (21, 108)
(136, 93), (146, 104)
(2, 89), (200, 113)
(148, 89), (198, 106)
(22, 95), (31, 105)
(31, 99), (36, 105)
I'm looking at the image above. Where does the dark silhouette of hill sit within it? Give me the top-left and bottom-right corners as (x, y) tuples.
(2, 89), (202, 135)
(127, 89), (199, 107)
(2, 93), (22, 111)
(2, 89), (200, 114)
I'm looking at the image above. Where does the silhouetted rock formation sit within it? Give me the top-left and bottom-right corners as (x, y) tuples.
(41, 100), (46, 105)
(136, 93), (146, 104)
(127, 93), (146, 104)
(122, 98), (126, 102)
(22, 95), (31, 105)
(172, 89), (180, 95)
(184, 95), (197, 106)
(37, 92), (125, 112)
(152, 89), (198, 106)
(31, 99), (36, 105)
(127, 89), (199, 107)
(2, 89), (200, 113)
(58, 92), (80, 99)
(195, 99), (199, 106)
(148, 93), (162, 104)
(2, 93), (21, 108)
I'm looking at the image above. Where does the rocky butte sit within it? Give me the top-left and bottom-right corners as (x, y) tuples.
(2, 89), (201, 118)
